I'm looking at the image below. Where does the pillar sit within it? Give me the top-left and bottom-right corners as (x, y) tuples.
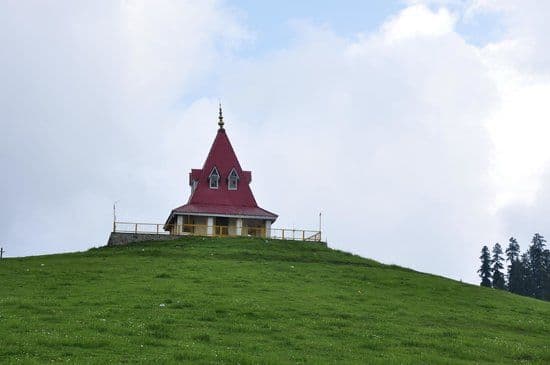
(207, 217), (214, 236)
(265, 220), (271, 238)
(236, 218), (243, 236)
(176, 215), (183, 235)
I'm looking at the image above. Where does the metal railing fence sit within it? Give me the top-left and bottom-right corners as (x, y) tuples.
(113, 222), (322, 242)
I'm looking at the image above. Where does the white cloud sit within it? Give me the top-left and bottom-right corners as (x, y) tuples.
(465, 1), (550, 213)
(401, 0), (550, 259)
(497, 167), (550, 251)
(485, 67), (550, 209)
(381, 4), (456, 42)
(468, 0), (550, 74)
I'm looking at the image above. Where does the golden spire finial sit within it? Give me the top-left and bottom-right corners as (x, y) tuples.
(218, 102), (224, 129)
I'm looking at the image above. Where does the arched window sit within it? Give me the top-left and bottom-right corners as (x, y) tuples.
(228, 168), (239, 190)
(209, 167), (220, 189)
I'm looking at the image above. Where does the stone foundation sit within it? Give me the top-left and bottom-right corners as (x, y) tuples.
(107, 231), (326, 247)
(107, 232), (183, 246)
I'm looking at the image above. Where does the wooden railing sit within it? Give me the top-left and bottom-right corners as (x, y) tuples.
(113, 222), (322, 242)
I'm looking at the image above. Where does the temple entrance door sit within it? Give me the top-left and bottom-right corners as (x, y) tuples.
(215, 217), (229, 236)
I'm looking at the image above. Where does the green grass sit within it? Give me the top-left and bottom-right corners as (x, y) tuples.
(0, 236), (549, 364)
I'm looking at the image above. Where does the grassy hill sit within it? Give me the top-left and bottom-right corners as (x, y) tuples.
(0, 237), (549, 364)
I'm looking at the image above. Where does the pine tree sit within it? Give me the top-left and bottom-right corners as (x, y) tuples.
(505, 237), (520, 262)
(491, 243), (506, 290)
(520, 252), (535, 297)
(478, 245), (492, 288)
(528, 233), (547, 299)
(542, 249), (550, 301)
(505, 237), (523, 294)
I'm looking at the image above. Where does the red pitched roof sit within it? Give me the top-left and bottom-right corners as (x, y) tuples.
(166, 125), (277, 223)
(171, 204), (277, 219)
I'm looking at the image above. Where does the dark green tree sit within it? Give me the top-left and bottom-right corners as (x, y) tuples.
(505, 237), (520, 262)
(542, 249), (550, 301)
(491, 243), (506, 290)
(505, 237), (523, 294)
(478, 245), (492, 288)
(520, 252), (535, 297)
(528, 233), (547, 299)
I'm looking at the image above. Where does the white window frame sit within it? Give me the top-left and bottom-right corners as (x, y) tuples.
(209, 167), (220, 189)
(228, 168), (239, 190)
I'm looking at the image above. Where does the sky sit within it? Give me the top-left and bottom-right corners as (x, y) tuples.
(1, 0), (550, 284)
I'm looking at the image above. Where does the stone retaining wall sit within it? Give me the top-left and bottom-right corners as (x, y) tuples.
(107, 231), (327, 247)
(107, 232), (183, 246)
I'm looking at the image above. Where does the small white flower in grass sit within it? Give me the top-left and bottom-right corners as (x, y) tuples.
(159, 303), (166, 307)
(290, 265), (295, 269)
(40, 264), (44, 267)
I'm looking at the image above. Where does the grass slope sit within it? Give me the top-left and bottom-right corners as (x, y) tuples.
(0, 237), (549, 364)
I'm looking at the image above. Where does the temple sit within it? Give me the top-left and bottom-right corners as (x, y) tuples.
(164, 106), (278, 237)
